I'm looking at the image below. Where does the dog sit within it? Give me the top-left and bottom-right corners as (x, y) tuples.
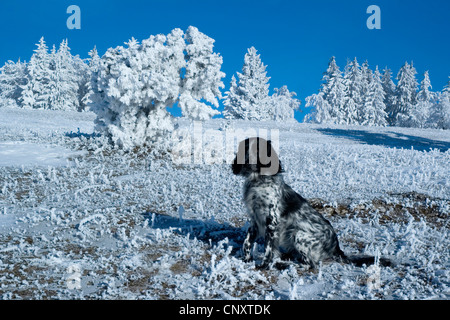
(232, 137), (392, 269)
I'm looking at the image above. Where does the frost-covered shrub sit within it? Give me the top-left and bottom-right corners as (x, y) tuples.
(269, 86), (300, 121)
(90, 26), (225, 150)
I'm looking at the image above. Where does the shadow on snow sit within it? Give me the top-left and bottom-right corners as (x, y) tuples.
(316, 128), (450, 152)
(142, 212), (248, 255)
(65, 128), (101, 139)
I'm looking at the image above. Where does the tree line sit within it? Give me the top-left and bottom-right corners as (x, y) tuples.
(0, 37), (299, 122)
(305, 57), (450, 129)
(1, 28), (449, 150)
(0, 37), (97, 111)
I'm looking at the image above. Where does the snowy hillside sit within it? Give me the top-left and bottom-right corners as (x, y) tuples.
(0, 107), (449, 299)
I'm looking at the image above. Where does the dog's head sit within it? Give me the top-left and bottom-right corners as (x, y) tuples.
(232, 137), (282, 177)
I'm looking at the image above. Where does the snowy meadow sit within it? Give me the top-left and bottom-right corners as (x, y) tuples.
(0, 107), (449, 300)
(0, 25), (449, 300)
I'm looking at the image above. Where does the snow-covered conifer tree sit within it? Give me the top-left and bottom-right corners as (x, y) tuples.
(223, 47), (271, 120)
(321, 56), (346, 123)
(80, 46), (101, 110)
(0, 59), (26, 107)
(343, 58), (362, 124)
(360, 61), (373, 96)
(304, 57), (345, 124)
(361, 66), (388, 126)
(429, 78), (450, 129)
(223, 75), (245, 119)
(358, 60), (374, 123)
(407, 71), (434, 128)
(394, 61), (418, 127)
(49, 39), (81, 111)
(21, 37), (52, 109)
(440, 79), (450, 129)
(381, 67), (397, 125)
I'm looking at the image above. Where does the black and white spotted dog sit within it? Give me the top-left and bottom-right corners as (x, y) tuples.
(232, 137), (391, 269)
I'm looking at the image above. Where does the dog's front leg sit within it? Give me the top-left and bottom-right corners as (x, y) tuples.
(260, 214), (279, 269)
(243, 223), (257, 262)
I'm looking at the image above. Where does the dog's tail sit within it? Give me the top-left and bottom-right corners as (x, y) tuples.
(337, 250), (394, 267)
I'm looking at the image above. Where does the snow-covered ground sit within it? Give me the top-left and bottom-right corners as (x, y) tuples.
(0, 107), (449, 299)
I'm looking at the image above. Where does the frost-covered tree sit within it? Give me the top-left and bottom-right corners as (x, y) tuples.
(406, 71), (435, 128)
(48, 39), (81, 111)
(223, 75), (244, 119)
(343, 58), (362, 124)
(269, 86), (300, 121)
(179, 26), (225, 120)
(90, 34), (180, 150)
(304, 92), (332, 123)
(440, 79), (450, 129)
(393, 61), (418, 127)
(361, 66), (388, 126)
(90, 27), (225, 150)
(20, 37), (53, 109)
(322, 56), (346, 123)
(80, 46), (101, 110)
(305, 57), (446, 129)
(304, 56), (345, 124)
(358, 60), (374, 123)
(223, 47), (271, 120)
(429, 78), (450, 129)
(17, 37), (87, 111)
(360, 61), (373, 97)
(381, 67), (397, 125)
(0, 59), (26, 107)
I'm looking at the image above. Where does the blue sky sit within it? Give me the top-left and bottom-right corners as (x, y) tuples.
(0, 0), (449, 121)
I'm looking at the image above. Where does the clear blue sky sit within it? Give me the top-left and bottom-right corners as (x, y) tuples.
(1, 0), (449, 121)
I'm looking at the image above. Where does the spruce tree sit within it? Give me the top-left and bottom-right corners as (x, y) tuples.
(362, 66), (388, 126)
(304, 56), (344, 124)
(429, 78), (450, 129)
(441, 79), (450, 129)
(381, 67), (397, 125)
(223, 47), (271, 120)
(0, 59), (26, 107)
(81, 46), (101, 110)
(321, 56), (346, 123)
(358, 60), (373, 123)
(21, 37), (52, 109)
(408, 71), (434, 128)
(394, 61), (418, 126)
(343, 58), (362, 124)
(223, 75), (245, 119)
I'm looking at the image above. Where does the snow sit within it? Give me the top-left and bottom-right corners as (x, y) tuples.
(0, 108), (449, 300)
(0, 142), (86, 167)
